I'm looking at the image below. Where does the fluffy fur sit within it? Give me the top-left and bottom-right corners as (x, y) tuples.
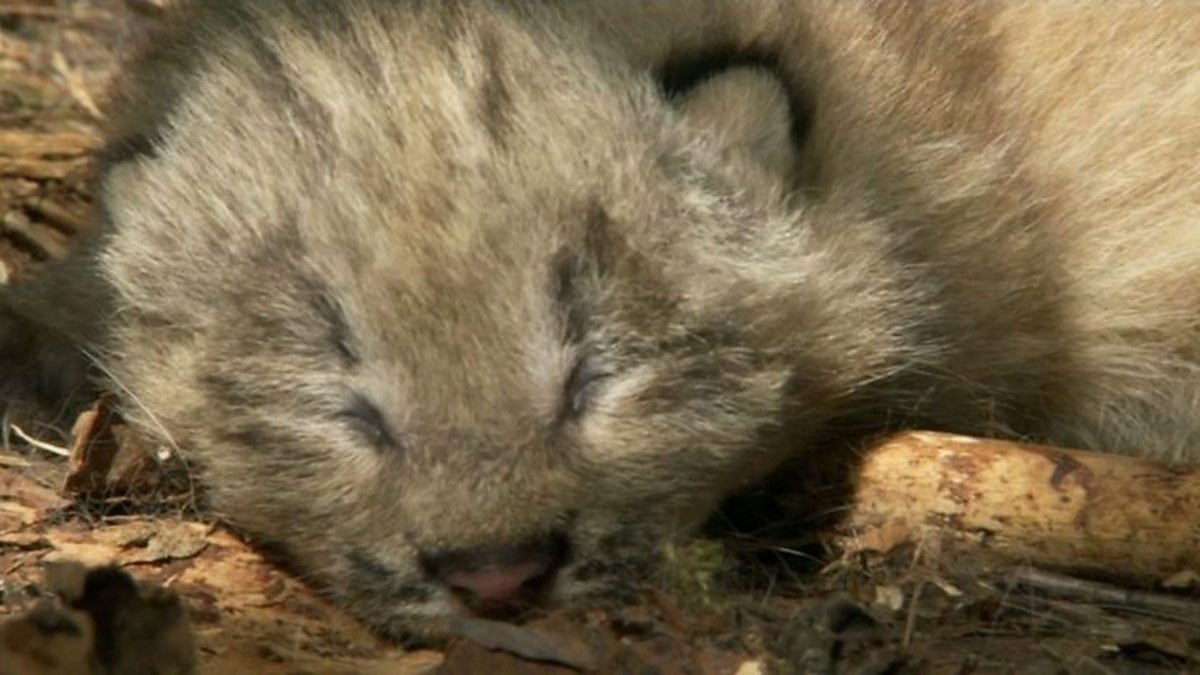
(1, 0), (1197, 640)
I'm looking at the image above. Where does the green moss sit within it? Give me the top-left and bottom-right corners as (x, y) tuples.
(661, 538), (734, 609)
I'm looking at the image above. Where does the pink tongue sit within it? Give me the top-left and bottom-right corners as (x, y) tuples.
(444, 559), (550, 602)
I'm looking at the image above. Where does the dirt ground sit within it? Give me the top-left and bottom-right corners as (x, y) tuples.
(1, 2), (1198, 674)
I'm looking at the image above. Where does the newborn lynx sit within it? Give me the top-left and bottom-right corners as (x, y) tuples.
(2, 0), (1198, 640)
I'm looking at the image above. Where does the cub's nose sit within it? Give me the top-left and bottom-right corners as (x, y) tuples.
(420, 533), (568, 614)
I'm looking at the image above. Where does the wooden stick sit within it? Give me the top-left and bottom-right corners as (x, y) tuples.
(840, 431), (1200, 585)
(1012, 566), (1200, 622)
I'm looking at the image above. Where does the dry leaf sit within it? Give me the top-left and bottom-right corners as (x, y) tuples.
(873, 585), (905, 612)
(850, 522), (912, 555)
(63, 396), (174, 497)
(932, 577), (963, 598)
(1162, 570), (1199, 591)
(63, 395), (122, 495)
(0, 532), (48, 550)
(0, 470), (69, 529)
(448, 617), (597, 671)
(0, 452), (33, 468)
(734, 661), (765, 675)
(123, 521), (209, 564)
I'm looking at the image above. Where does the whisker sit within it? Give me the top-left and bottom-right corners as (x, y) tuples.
(81, 347), (182, 457)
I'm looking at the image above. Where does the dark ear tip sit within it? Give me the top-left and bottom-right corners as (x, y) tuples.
(81, 565), (142, 599)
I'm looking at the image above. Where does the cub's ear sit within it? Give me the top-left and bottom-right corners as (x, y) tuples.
(675, 67), (796, 187)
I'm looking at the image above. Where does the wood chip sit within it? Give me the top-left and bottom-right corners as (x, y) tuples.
(0, 468), (69, 529)
(3, 210), (73, 260)
(25, 198), (90, 235)
(0, 130), (100, 158)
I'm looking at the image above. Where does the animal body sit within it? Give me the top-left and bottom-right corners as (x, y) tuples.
(1, 0), (1198, 640)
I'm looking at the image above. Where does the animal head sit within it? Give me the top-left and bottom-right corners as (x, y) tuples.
(96, 0), (878, 640)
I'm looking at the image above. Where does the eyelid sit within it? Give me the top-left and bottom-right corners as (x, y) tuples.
(339, 394), (400, 450)
(564, 359), (611, 419)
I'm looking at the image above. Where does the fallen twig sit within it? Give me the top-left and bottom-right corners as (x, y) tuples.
(7, 423), (72, 458)
(1013, 566), (1200, 624)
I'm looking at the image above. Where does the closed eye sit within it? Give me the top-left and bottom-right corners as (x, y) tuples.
(563, 359), (611, 421)
(338, 394), (401, 451)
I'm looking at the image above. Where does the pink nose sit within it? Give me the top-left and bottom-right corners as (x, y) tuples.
(443, 559), (551, 603)
(419, 534), (567, 613)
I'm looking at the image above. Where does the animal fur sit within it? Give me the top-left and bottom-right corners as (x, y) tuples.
(1, 0), (1197, 639)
